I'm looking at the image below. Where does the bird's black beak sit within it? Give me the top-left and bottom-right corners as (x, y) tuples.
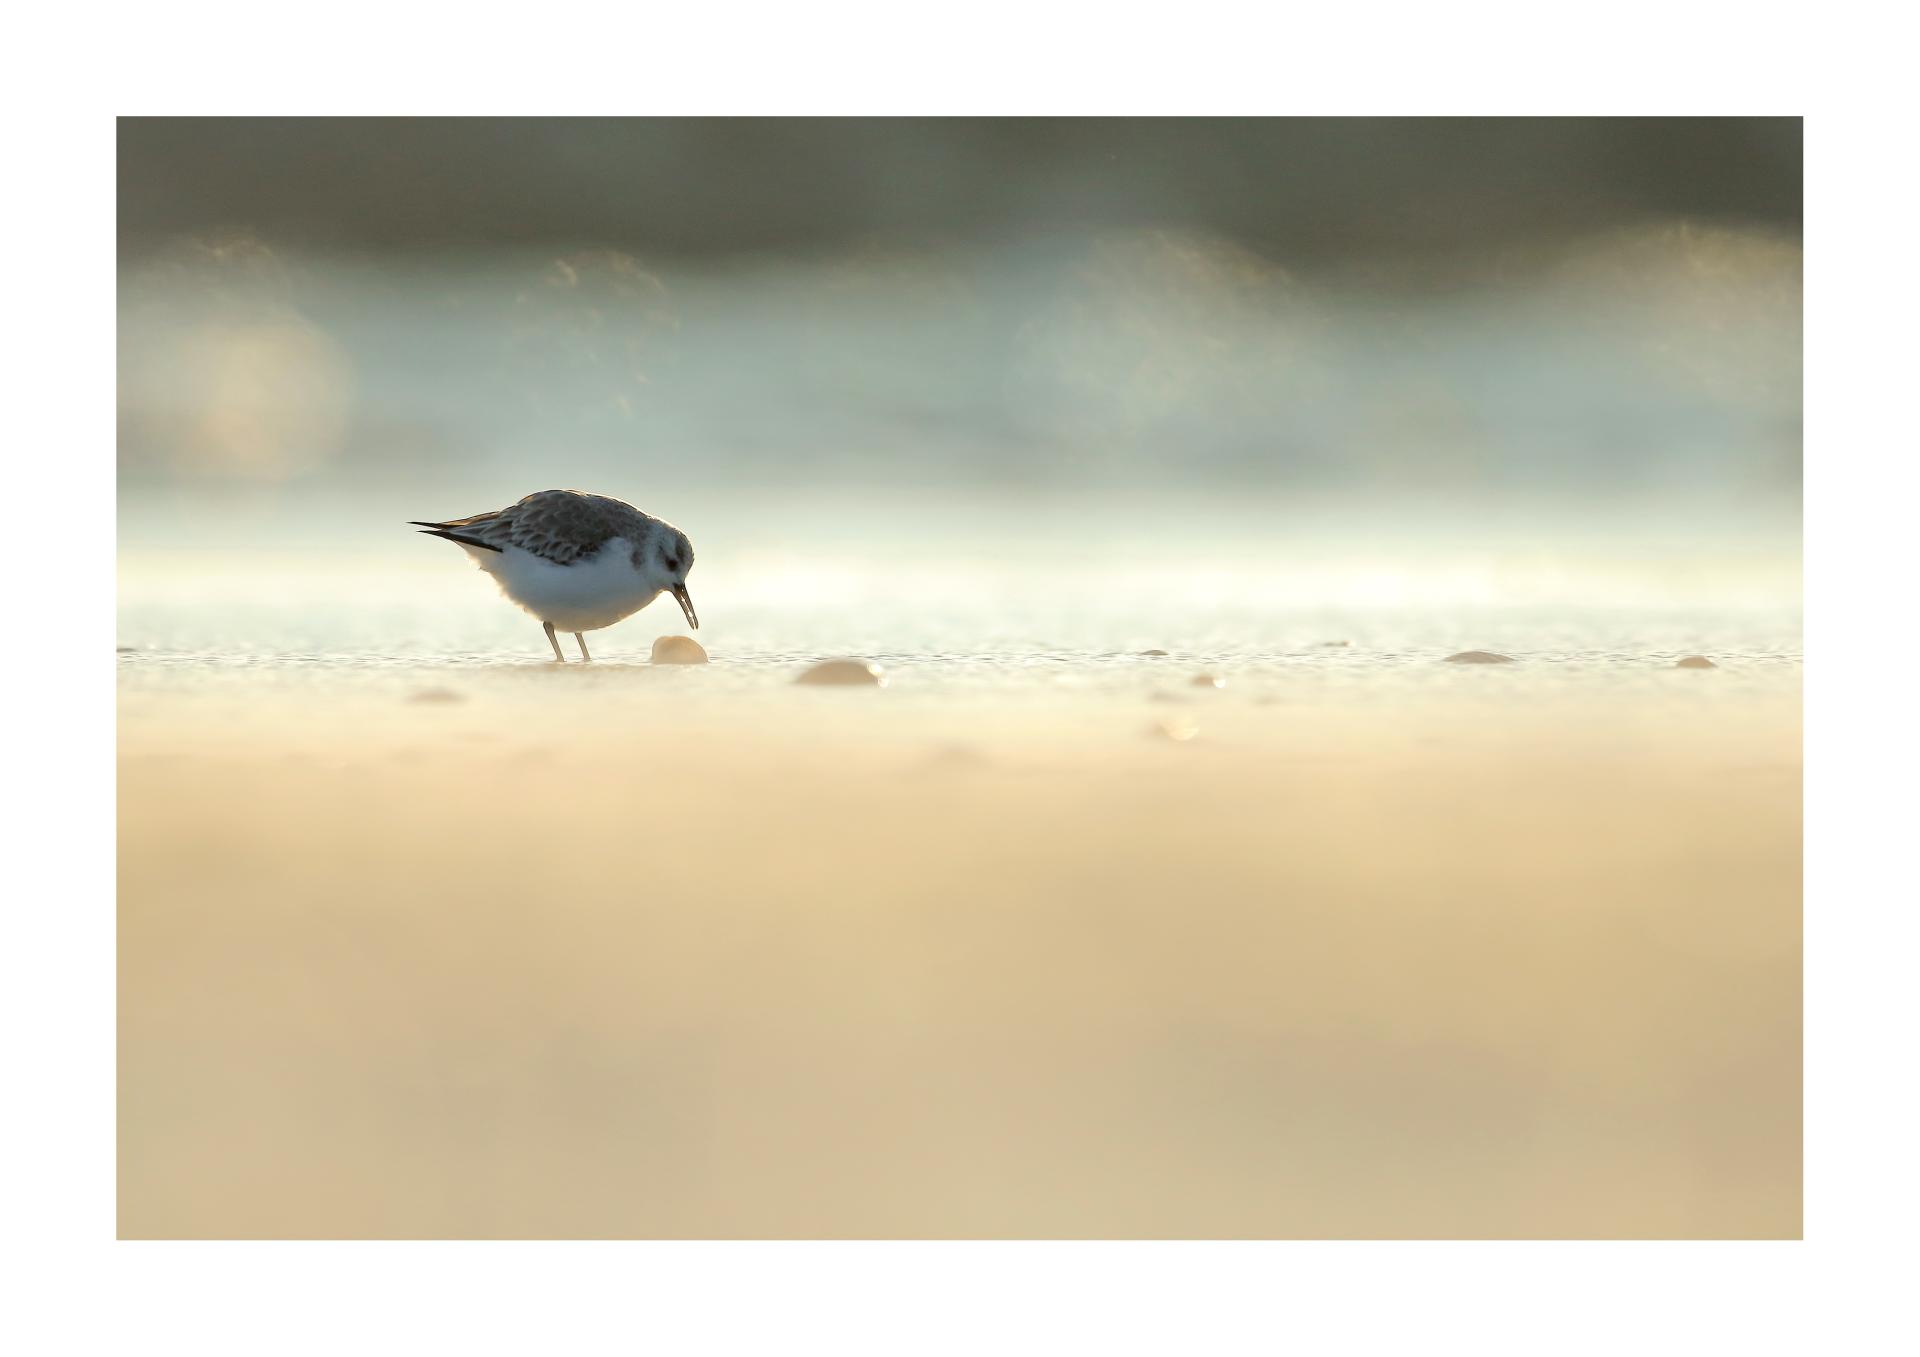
(671, 583), (699, 630)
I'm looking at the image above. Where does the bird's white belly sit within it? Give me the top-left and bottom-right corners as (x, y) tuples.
(474, 538), (661, 632)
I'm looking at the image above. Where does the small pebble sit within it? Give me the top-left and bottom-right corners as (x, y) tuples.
(796, 658), (886, 687)
(1190, 673), (1225, 689)
(1150, 717), (1200, 743)
(650, 635), (709, 665)
(1444, 651), (1515, 664)
(116, 646), (139, 654)
(1675, 655), (1718, 669)
(1137, 648), (1170, 657)
(407, 687), (466, 704)
(1319, 641), (1350, 648)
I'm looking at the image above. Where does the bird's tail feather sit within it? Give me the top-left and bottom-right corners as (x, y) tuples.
(409, 522), (502, 552)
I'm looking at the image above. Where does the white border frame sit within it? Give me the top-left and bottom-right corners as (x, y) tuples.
(9, 3), (1914, 1350)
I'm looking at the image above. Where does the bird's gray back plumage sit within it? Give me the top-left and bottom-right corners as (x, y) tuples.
(417, 489), (658, 565)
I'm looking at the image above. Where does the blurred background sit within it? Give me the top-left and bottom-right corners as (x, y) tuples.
(118, 118), (1800, 646)
(117, 120), (1804, 1238)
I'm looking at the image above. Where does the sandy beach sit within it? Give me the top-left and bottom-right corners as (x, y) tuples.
(111, 117), (1804, 1239)
(118, 647), (1800, 1238)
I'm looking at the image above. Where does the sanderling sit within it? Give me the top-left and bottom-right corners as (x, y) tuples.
(412, 489), (697, 661)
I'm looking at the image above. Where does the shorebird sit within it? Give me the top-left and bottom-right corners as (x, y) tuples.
(412, 489), (697, 661)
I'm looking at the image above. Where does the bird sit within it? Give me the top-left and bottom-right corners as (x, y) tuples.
(411, 489), (697, 661)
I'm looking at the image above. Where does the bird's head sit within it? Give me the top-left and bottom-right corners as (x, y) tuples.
(638, 522), (698, 629)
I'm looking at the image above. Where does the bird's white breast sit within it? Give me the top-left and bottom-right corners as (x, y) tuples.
(471, 536), (662, 632)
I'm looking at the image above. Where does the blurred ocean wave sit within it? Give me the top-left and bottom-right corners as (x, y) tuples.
(118, 224), (1800, 502)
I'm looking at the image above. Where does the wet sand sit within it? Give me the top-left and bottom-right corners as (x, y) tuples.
(118, 666), (1801, 1238)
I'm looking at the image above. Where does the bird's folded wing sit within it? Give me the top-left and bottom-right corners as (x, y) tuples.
(429, 490), (651, 565)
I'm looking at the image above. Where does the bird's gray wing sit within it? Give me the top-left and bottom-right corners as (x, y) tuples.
(421, 490), (653, 565)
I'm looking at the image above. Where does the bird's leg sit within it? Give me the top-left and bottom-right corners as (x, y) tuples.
(574, 632), (592, 662)
(543, 621), (566, 662)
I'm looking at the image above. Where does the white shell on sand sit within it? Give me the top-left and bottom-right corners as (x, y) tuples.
(651, 635), (709, 665)
(1675, 655), (1718, 669)
(1190, 674), (1225, 689)
(796, 659), (886, 687)
(1150, 717), (1200, 742)
(1444, 651), (1515, 664)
